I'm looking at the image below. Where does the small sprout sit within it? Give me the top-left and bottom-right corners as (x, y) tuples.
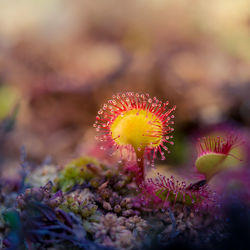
(94, 92), (176, 182)
(195, 135), (242, 181)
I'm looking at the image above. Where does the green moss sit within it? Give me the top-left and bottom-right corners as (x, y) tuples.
(55, 157), (102, 192)
(59, 197), (99, 220)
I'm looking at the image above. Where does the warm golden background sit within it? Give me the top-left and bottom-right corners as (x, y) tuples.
(1, 0), (250, 177)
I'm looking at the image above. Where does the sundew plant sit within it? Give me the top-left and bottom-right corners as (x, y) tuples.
(94, 92), (176, 182)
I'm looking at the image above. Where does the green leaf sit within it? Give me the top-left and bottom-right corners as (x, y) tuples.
(195, 153), (227, 180)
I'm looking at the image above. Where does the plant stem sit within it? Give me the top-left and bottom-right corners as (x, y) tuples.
(135, 148), (145, 184)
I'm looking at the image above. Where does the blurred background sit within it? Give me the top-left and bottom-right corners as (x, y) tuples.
(0, 0), (250, 178)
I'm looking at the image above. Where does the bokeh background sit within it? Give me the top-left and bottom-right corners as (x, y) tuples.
(1, 0), (250, 178)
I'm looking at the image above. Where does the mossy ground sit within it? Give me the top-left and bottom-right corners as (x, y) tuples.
(0, 157), (233, 249)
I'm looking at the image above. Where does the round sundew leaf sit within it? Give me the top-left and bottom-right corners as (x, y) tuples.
(195, 153), (227, 180)
(94, 92), (176, 163)
(110, 109), (162, 150)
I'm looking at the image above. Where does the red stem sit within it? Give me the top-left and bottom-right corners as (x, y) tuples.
(135, 149), (145, 184)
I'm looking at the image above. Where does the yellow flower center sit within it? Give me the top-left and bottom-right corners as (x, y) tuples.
(110, 109), (163, 150)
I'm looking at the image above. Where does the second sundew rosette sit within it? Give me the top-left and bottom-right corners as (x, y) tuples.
(94, 92), (176, 182)
(195, 135), (242, 181)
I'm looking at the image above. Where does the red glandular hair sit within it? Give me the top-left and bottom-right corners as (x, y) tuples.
(197, 135), (241, 158)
